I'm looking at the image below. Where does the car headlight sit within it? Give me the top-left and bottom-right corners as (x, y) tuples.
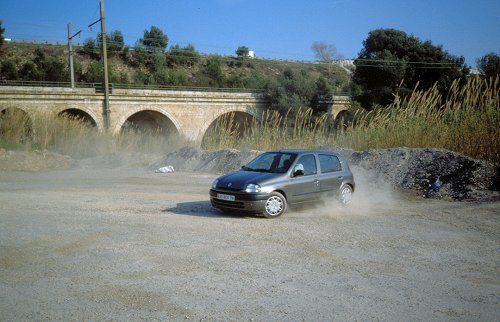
(211, 179), (219, 189)
(245, 183), (261, 193)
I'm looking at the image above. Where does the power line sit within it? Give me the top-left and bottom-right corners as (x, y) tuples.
(354, 58), (460, 66)
(5, 37), (467, 70)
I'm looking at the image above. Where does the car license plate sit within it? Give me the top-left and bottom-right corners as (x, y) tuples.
(217, 193), (235, 201)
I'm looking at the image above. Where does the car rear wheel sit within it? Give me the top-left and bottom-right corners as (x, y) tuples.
(339, 184), (353, 206)
(263, 192), (286, 218)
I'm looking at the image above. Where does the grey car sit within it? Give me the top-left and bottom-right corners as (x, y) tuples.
(210, 149), (355, 218)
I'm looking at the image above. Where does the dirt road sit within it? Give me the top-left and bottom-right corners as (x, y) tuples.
(0, 166), (498, 321)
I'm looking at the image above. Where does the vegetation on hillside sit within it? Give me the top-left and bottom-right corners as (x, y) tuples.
(0, 25), (351, 116)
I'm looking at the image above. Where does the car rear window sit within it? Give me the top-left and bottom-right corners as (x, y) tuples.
(319, 154), (342, 173)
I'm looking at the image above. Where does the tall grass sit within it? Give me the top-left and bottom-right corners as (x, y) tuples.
(201, 108), (333, 151)
(0, 109), (191, 158)
(202, 76), (499, 163)
(0, 107), (33, 150)
(336, 76), (499, 162)
(1, 77), (498, 163)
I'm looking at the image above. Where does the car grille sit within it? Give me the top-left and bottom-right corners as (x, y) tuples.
(217, 187), (242, 192)
(211, 198), (245, 209)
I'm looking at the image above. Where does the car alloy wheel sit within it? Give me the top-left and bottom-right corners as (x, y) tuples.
(263, 192), (286, 218)
(339, 184), (353, 206)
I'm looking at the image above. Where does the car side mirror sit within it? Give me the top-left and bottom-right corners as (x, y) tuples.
(293, 169), (304, 177)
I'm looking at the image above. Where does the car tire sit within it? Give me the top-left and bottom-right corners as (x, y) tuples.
(263, 192), (287, 218)
(339, 184), (353, 206)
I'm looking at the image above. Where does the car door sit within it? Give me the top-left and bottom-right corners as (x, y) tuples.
(318, 154), (344, 196)
(287, 154), (321, 204)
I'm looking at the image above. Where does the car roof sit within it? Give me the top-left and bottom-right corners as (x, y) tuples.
(267, 149), (341, 155)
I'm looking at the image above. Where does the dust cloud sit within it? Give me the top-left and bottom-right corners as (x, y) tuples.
(304, 166), (402, 219)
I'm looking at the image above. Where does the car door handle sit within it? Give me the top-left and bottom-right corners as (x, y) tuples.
(313, 179), (320, 185)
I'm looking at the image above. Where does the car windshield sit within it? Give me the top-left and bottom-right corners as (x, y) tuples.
(243, 152), (297, 173)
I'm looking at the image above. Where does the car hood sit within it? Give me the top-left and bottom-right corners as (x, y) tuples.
(216, 170), (280, 190)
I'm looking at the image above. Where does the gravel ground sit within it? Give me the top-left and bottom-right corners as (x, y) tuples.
(0, 164), (499, 321)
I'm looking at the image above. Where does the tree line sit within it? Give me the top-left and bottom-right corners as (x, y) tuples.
(1, 21), (499, 113)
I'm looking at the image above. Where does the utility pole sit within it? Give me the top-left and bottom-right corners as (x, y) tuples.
(67, 23), (81, 88)
(100, 0), (110, 130)
(89, 0), (110, 130)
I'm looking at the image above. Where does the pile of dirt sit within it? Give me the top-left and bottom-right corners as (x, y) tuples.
(0, 149), (73, 171)
(151, 147), (261, 174)
(156, 146), (499, 201)
(346, 148), (499, 201)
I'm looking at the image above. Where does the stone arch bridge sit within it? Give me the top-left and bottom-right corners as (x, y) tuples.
(0, 85), (350, 145)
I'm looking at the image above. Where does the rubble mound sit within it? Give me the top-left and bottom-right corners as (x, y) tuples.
(151, 147), (260, 174)
(347, 148), (499, 201)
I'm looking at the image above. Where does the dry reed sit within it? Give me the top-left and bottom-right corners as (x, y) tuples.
(1, 76), (498, 163)
(202, 77), (499, 163)
(0, 110), (191, 158)
(336, 76), (499, 162)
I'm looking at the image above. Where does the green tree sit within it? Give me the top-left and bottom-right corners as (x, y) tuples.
(202, 57), (225, 87)
(235, 46), (249, 58)
(130, 44), (149, 66)
(17, 47), (67, 82)
(140, 26), (168, 52)
(81, 60), (103, 83)
(108, 30), (125, 52)
(19, 61), (42, 81)
(0, 21), (5, 52)
(81, 60), (120, 83)
(265, 67), (318, 114)
(167, 70), (189, 86)
(80, 37), (97, 57)
(149, 52), (168, 84)
(352, 28), (469, 108)
(167, 44), (200, 67)
(0, 59), (19, 80)
(477, 52), (500, 79)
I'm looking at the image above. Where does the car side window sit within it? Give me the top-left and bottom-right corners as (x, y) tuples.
(295, 154), (317, 176)
(319, 154), (342, 173)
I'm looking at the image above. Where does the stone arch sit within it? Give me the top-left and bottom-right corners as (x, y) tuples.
(198, 106), (261, 143)
(57, 108), (99, 128)
(333, 109), (350, 129)
(116, 108), (180, 138)
(0, 107), (33, 141)
(200, 107), (260, 147)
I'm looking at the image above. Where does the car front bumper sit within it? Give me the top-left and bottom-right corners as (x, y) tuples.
(209, 189), (270, 213)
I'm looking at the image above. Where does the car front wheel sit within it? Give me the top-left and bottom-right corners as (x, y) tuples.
(263, 192), (286, 218)
(339, 184), (353, 206)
